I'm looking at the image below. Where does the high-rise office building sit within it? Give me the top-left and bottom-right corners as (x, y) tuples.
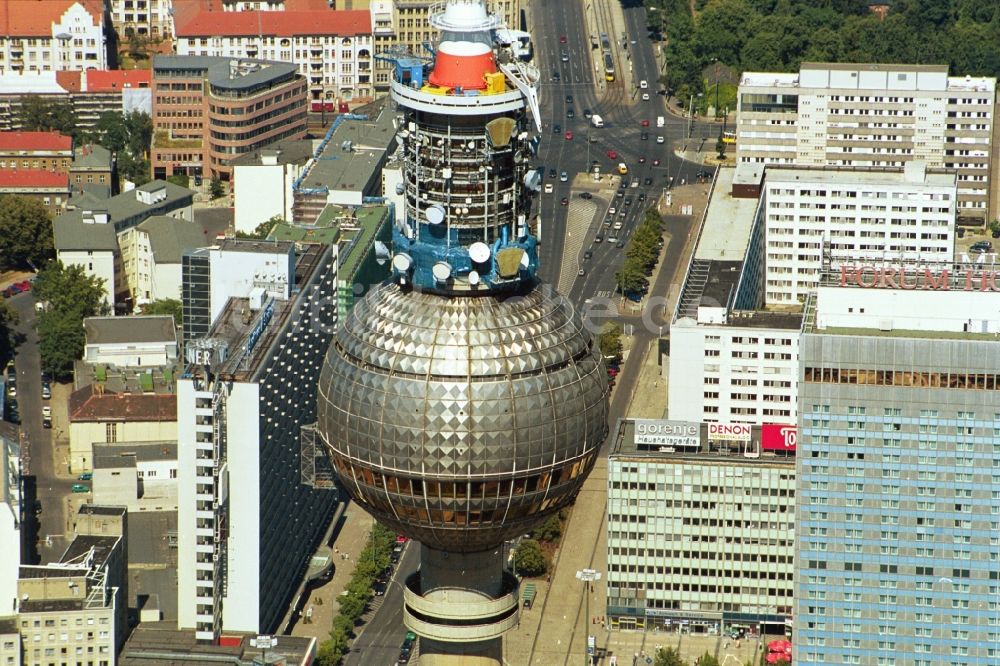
(607, 419), (795, 634)
(176, 242), (338, 640)
(736, 62), (996, 222)
(795, 266), (1000, 664)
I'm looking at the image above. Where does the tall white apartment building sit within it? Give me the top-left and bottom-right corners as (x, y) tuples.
(177, 242), (339, 640)
(0, 435), (23, 619)
(670, 166), (801, 427)
(0, 0), (107, 74)
(174, 10), (375, 109)
(762, 162), (956, 305)
(736, 63), (995, 222)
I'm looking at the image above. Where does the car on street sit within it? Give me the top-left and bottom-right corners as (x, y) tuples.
(639, 79), (648, 89)
(583, 250), (593, 260)
(71, 484), (90, 493)
(566, 95), (573, 104)
(641, 93), (650, 101)
(553, 124), (561, 134)
(656, 136), (665, 144)
(615, 190), (624, 198)
(607, 234), (618, 243)
(640, 132), (648, 141)
(640, 119), (649, 127)
(638, 156), (646, 164)
(638, 192), (646, 202)
(616, 240), (625, 248)
(560, 171), (568, 182)
(578, 192), (593, 199)
(652, 159), (661, 166)
(549, 168), (557, 179)
(564, 130), (573, 140)
(578, 268), (585, 276)
(560, 50), (569, 62)
(373, 580), (387, 596)
(608, 207), (616, 215)
(583, 108), (592, 118)
(560, 197), (569, 205)
(78, 473), (93, 481)
(625, 197), (633, 206)
(559, 35), (567, 43)
(613, 221), (623, 230)
(696, 169), (714, 179)
(595, 234), (604, 243)
(643, 177), (653, 186)
(544, 183), (553, 194)
(552, 71), (561, 82)
(566, 108), (575, 119)
(606, 150), (618, 159)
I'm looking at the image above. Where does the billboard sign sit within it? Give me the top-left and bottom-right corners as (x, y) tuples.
(634, 419), (700, 448)
(762, 424), (797, 451)
(708, 422), (752, 442)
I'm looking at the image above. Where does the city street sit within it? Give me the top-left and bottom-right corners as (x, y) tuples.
(6, 288), (74, 565)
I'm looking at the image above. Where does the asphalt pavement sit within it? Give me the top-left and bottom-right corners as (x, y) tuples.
(5, 288), (73, 565)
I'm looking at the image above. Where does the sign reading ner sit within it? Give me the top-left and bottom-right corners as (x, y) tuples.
(762, 424), (797, 451)
(634, 419), (700, 448)
(707, 422), (752, 442)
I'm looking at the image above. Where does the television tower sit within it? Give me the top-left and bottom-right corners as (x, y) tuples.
(316, 1), (609, 662)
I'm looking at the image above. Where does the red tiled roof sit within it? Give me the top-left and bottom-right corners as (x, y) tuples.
(0, 131), (72, 152)
(0, 0), (103, 37)
(0, 169), (70, 188)
(177, 9), (371, 38)
(69, 385), (177, 422)
(55, 70), (84, 93)
(84, 69), (152, 92)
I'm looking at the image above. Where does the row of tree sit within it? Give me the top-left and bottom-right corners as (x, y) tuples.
(650, 0), (1000, 106)
(34, 262), (108, 379)
(614, 208), (663, 296)
(18, 96), (152, 187)
(316, 523), (397, 665)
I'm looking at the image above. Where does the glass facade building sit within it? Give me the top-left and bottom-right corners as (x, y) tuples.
(796, 312), (1000, 664)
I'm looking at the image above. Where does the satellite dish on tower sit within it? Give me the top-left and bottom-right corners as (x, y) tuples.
(523, 170), (542, 192)
(468, 242), (491, 264)
(392, 253), (413, 273)
(432, 262), (452, 282)
(468, 270), (480, 285)
(374, 241), (391, 266)
(425, 205), (445, 225)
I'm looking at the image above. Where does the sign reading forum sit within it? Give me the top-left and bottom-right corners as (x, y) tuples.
(634, 420), (700, 448)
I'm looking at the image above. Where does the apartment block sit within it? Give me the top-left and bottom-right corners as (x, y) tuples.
(0, 0), (108, 74)
(761, 162), (957, 305)
(14, 505), (127, 666)
(607, 419), (795, 633)
(109, 0), (175, 39)
(796, 273), (1000, 664)
(173, 10), (374, 111)
(670, 166), (801, 426)
(151, 56), (308, 181)
(0, 170), (71, 215)
(736, 63), (996, 222)
(0, 132), (73, 172)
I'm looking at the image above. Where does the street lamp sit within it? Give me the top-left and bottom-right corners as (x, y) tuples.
(576, 568), (602, 666)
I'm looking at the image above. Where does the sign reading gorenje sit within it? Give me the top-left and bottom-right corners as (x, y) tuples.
(634, 419), (700, 448)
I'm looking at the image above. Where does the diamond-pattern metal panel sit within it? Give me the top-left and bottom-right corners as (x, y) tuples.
(317, 281), (609, 552)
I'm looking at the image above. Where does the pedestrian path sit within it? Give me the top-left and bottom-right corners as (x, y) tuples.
(556, 198), (598, 294)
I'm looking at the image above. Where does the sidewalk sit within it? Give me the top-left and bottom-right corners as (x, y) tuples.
(289, 501), (374, 640)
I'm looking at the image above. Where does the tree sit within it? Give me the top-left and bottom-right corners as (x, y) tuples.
(531, 514), (563, 543)
(87, 110), (152, 187)
(210, 177), (225, 199)
(236, 215), (282, 240)
(513, 539), (547, 577)
(141, 298), (182, 326)
(34, 262), (107, 379)
(694, 653), (720, 666)
(166, 174), (189, 189)
(598, 322), (623, 360)
(654, 646), (688, 666)
(0, 196), (55, 271)
(0, 302), (19, 367)
(614, 258), (648, 295)
(17, 96), (79, 141)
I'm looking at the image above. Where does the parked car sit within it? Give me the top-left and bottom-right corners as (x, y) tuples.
(579, 192), (593, 200)
(373, 581), (387, 596)
(41, 380), (51, 400)
(560, 171), (568, 182)
(42, 405), (52, 429)
(564, 130), (573, 141)
(970, 241), (993, 254)
(78, 473), (93, 481)
(71, 484), (90, 493)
